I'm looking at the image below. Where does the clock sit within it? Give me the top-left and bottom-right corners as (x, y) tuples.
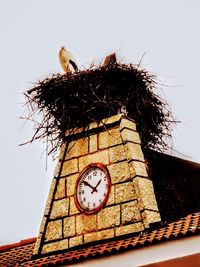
(75, 163), (111, 214)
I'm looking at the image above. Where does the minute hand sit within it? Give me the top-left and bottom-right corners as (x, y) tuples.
(92, 180), (101, 193)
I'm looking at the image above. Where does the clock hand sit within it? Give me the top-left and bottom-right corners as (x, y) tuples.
(83, 180), (95, 191)
(92, 180), (101, 194)
(95, 180), (101, 189)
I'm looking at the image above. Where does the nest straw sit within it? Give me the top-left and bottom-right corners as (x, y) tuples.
(21, 63), (176, 156)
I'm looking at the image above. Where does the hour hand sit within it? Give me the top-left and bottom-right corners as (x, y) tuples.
(83, 180), (95, 191)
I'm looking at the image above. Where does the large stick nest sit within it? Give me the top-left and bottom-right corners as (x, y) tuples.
(22, 63), (175, 156)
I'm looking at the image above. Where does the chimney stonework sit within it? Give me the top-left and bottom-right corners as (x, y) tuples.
(33, 114), (161, 256)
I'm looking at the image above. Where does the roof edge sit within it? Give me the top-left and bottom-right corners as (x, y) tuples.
(0, 237), (36, 252)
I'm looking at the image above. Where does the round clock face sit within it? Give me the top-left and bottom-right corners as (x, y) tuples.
(75, 163), (111, 214)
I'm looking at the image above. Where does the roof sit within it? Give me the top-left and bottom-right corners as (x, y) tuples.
(1, 151), (200, 266)
(0, 212), (200, 267)
(147, 150), (200, 222)
(0, 238), (36, 267)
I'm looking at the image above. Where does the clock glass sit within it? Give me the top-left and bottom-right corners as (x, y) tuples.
(75, 163), (110, 214)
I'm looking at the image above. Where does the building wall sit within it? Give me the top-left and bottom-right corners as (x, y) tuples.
(64, 235), (200, 267)
(34, 115), (160, 255)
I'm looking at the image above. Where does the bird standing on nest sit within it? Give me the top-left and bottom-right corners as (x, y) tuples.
(102, 53), (117, 67)
(102, 53), (127, 116)
(59, 46), (78, 73)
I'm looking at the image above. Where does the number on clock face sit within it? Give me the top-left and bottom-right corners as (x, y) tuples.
(75, 164), (110, 213)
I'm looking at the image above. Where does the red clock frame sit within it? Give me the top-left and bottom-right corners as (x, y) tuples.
(74, 163), (111, 214)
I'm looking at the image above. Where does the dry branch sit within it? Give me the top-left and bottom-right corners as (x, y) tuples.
(21, 63), (176, 156)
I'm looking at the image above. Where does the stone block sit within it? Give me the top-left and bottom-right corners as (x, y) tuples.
(89, 134), (98, 153)
(65, 126), (84, 136)
(98, 205), (120, 230)
(107, 161), (131, 184)
(54, 160), (62, 178)
(44, 220), (62, 241)
(67, 174), (78, 196)
(88, 121), (98, 130)
(106, 185), (115, 206)
(50, 198), (69, 219)
(44, 179), (57, 215)
(84, 232), (98, 243)
(42, 239), (68, 254)
(129, 161), (148, 178)
(33, 232), (43, 255)
(108, 144), (127, 163)
(101, 114), (122, 126)
(142, 210), (161, 228)
(79, 150), (109, 171)
(121, 201), (141, 224)
(99, 128), (122, 149)
(38, 216), (47, 234)
(133, 177), (159, 211)
(120, 128), (141, 144)
(69, 196), (80, 215)
(66, 138), (88, 160)
(61, 158), (78, 177)
(115, 181), (136, 204)
(97, 228), (114, 241)
(116, 222), (144, 236)
(58, 143), (67, 160)
(55, 178), (66, 200)
(120, 118), (136, 131)
(76, 214), (97, 234)
(63, 216), (76, 238)
(88, 114), (122, 131)
(84, 229), (114, 243)
(69, 236), (83, 248)
(124, 142), (145, 162)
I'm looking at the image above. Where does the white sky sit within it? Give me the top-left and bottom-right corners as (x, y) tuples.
(0, 0), (200, 245)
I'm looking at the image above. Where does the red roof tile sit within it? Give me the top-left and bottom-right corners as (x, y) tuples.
(0, 238), (36, 267)
(0, 237), (36, 252)
(0, 212), (200, 267)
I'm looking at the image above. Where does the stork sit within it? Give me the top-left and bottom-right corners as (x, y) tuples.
(102, 53), (117, 67)
(59, 46), (78, 73)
